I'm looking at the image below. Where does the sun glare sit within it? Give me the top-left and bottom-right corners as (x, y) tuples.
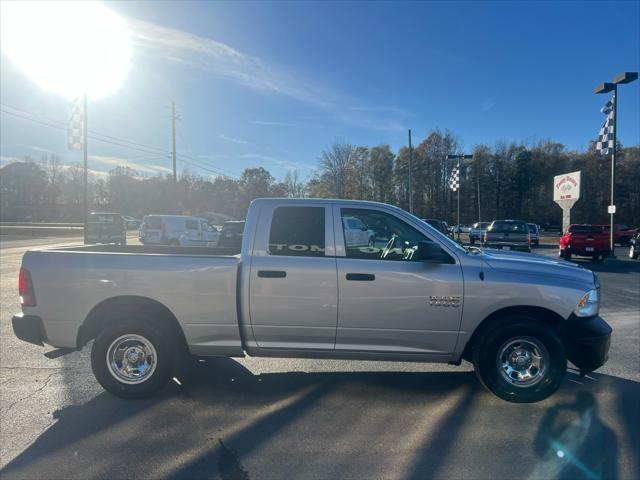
(1, 1), (131, 99)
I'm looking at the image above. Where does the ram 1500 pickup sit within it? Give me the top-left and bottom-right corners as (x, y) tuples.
(12, 198), (612, 403)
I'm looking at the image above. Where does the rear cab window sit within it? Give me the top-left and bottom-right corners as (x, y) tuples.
(569, 225), (604, 234)
(490, 221), (528, 233)
(89, 213), (120, 224)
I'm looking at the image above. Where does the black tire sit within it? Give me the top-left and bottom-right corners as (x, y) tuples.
(368, 236), (376, 248)
(562, 249), (572, 261)
(470, 237), (476, 245)
(472, 318), (566, 403)
(91, 321), (174, 399)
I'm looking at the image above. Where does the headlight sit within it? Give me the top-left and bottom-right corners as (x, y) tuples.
(574, 289), (599, 317)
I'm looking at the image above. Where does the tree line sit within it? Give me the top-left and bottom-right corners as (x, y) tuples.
(1, 128), (639, 226)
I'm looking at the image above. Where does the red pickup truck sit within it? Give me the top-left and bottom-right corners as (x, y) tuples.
(598, 224), (638, 246)
(559, 224), (610, 262)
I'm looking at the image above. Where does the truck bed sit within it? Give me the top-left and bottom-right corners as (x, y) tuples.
(48, 244), (241, 256)
(21, 245), (244, 356)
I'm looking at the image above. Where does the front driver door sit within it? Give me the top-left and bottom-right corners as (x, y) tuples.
(334, 207), (463, 356)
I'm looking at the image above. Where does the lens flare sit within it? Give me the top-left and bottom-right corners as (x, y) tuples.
(1, 1), (131, 99)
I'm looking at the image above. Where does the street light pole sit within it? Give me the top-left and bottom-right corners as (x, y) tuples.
(83, 94), (88, 241)
(447, 153), (472, 242)
(408, 129), (413, 214)
(594, 71), (638, 258)
(610, 82), (618, 256)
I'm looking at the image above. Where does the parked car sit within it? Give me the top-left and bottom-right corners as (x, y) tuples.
(627, 232), (640, 260)
(121, 215), (141, 229)
(217, 220), (245, 249)
(422, 219), (451, 237)
(450, 224), (471, 234)
(598, 224), (638, 247)
(527, 223), (540, 246)
(469, 222), (491, 245)
(483, 220), (531, 252)
(84, 212), (126, 245)
(542, 222), (562, 232)
(342, 215), (376, 247)
(139, 215), (219, 247)
(559, 225), (609, 262)
(12, 198), (610, 403)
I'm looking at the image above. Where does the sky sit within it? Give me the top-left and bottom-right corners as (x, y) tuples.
(1, 0), (639, 181)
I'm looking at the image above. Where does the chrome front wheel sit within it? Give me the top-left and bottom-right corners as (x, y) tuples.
(497, 337), (549, 387)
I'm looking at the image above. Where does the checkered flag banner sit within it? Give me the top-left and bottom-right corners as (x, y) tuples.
(67, 98), (84, 151)
(448, 165), (460, 192)
(596, 93), (615, 155)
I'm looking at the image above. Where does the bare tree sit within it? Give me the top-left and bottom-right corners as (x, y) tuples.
(283, 170), (306, 198)
(319, 139), (355, 198)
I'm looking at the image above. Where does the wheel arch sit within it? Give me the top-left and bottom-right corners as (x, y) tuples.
(461, 305), (566, 362)
(77, 295), (188, 354)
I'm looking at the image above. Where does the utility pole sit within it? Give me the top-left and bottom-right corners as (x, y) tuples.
(408, 129), (413, 214)
(171, 101), (177, 182)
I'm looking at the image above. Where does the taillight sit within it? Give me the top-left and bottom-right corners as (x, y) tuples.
(527, 234), (532, 245)
(483, 232), (488, 242)
(19, 268), (36, 307)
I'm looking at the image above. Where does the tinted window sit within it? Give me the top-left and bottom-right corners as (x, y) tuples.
(342, 208), (451, 262)
(490, 221), (528, 233)
(89, 214), (119, 223)
(144, 216), (162, 229)
(569, 225), (603, 233)
(268, 207), (325, 257)
(185, 220), (199, 230)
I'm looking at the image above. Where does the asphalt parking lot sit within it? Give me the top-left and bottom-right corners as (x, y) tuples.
(1, 234), (638, 479)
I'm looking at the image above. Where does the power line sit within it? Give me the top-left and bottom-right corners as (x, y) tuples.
(1, 103), (168, 155)
(1, 104), (236, 178)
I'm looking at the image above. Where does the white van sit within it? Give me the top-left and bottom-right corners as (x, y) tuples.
(139, 215), (219, 247)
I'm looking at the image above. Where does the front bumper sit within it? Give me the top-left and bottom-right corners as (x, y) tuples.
(558, 315), (612, 373)
(12, 314), (47, 346)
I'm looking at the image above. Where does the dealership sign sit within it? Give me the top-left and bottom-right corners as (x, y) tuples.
(553, 171), (581, 201)
(554, 171), (581, 232)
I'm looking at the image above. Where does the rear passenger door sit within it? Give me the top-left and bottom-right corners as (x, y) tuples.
(248, 204), (338, 350)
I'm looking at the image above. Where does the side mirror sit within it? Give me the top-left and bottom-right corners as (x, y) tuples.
(416, 241), (452, 263)
(360, 225), (369, 231)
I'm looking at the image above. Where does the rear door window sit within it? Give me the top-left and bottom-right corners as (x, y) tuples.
(268, 207), (325, 257)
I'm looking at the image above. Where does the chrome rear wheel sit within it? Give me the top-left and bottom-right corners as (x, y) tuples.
(106, 334), (157, 384)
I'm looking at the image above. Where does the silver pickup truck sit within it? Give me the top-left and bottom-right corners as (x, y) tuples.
(12, 198), (611, 403)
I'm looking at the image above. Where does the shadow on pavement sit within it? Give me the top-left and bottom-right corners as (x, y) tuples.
(1, 359), (638, 479)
